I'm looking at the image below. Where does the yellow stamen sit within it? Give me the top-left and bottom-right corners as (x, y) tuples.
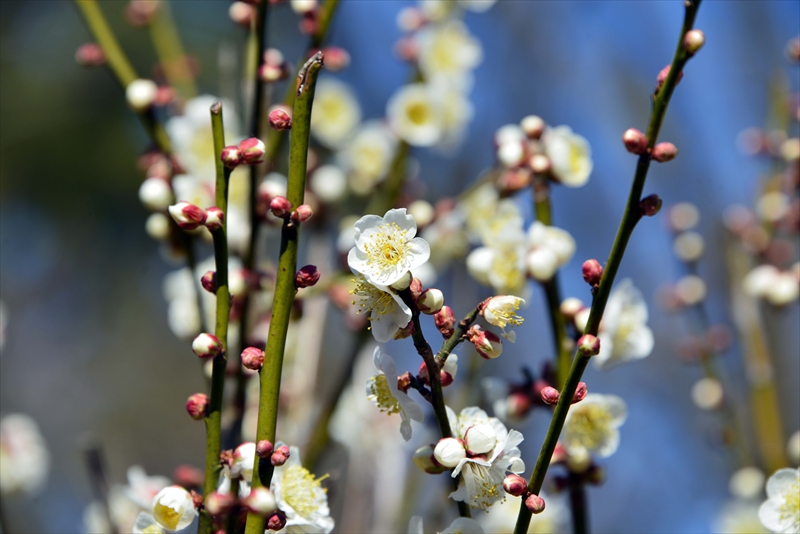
(281, 464), (328, 518)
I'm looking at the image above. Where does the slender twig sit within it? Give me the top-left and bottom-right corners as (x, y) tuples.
(567, 471), (588, 534)
(225, 477), (241, 534)
(82, 439), (118, 534)
(513, 3), (704, 532)
(149, 2), (198, 100)
(198, 101), (233, 534)
(243, 53), (324, 534)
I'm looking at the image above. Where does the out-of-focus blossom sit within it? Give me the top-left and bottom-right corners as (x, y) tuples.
(408, 515), (485, 534)
(743, 265), (800, 306)
(562, 393), (627, 461)
(593, 279), (654, 370)
(673, 231), (705, 262)
(542, 126), (593, 187)
(366, 347), (424, 440)
(478, 489), (568, 534)
(0, 414), (49, 496)
(691, 377), (723, 410)
(716, 500), (770, 534)
(758, 468), (799, 533)
(788, 431), (800, 466)
(310, 78), (361, 149)
(417, 20), (482, 89)
(84, 466), (170, 533)
(526, 221), (576, 282)
(387, 83), (443, 147)
(730, 467), (767, 501)
(339, 121), (397, 191)
(310, 164), (348, 203)
(756, 192), (790, 223)
(668, 202), (700, 231)
(436, 82), (474, 151)
(270, 445), (334, 533)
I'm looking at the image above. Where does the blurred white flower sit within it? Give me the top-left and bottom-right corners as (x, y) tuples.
(270, 445), (334, 533)
(730, 467), (767, 501)
(0, 414), (49, 496)
(311, 78), (361, 148)
(310, 164), (348, 203)
(478, 489), (568, 534)
(339, 121), (397, 191)
(387, 83), (443, 147)
(436, 82), (474, 151)
(542, 126), (593, 187)
(151, 485), (197, 531)
(467, 230), (528, 297)
(691, 377), (724, 410)
(715, 500), (769, 534)
(526, 221), (576, 282)
(409, 515), (485, 534)
(418, 0), (454, 22)
(758, 468), (799, 533)
(743, 265), (799, 306)
(132, 512), (165, 534)
(84, 466), (170, 533)
(366, 347), (424, 441)
(459, 0), (497, 12)
(417, 20), (482, 89)
(562, 393), (627, 460)
(593, 279), (654, 370)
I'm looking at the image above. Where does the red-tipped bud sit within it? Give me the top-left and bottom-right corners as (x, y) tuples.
(520, 115), (545, 140)
(266, 511), (287, 531)
(173, 465), (204, 488)
(467, 325), (503, 360)
(683, 29), (705, 55)
(190, 490), (203, 510)
(440, 368), (454, 388)
(221, 145), (242, 169)
(241, 347), (265, 371)
(271, 445), (290, 466)
(577, 334), (600, 356)
(169, 202), (208, 230)
(321, 46), (350, 71)
(397, 372), (413, 393)
(290, 204), (313, 223)
(239, 137), (266, 165)
(243, 487), (278, 515)
(205, 491), (235, 516)
(656, 65), (683, 94)
(186, 393), (209, 420)
(205, 207), (225, 232)
(295, 265), (321, 288)
(201, 271), (217, 294)
(269, 196), (292, 218)
(572, 382), (588, 403)
(541, 386), (560, 405)
(582, 259), (604, 288)
(268, 108), (292, 131)
(192, 333), (224, 359)
(652, 142), (679, 162)
(434, 306), (456, 338)
(622, 128), (648, 155)
(75, 43), (106, 66)
(409, 278), (423, 301)
(639, 194), (663, 217)
(417, 361), (430, 386)
(525, 494), (546, 514)
(417, 288), (444, 314)
(393, 320), (415, 340)
(503, 474), (529, 497)
(256, 440), (274, 458)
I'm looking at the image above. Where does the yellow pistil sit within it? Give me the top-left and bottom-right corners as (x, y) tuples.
(281, 464), (328, 518)
(367, 374), (401, 415)
(407, 102), (432, 126)
(153, 502), (181, 531)
(487, 300), (524, 329)
(142, 525), (163, 534)
(565, 404), (614, 452)
(779, 481), (800, 529)
(362, 223), (411, 274)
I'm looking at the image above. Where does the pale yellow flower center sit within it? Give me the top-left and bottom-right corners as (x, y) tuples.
(142, 525), (163, 534)
(350, 277), (395, 321)
(464, 463), (503, 511)
(407, 102), (432, 126)
(317, 95), (347, 123)
(281, 464), (327, 518)
(491, 251), (525, 294)
(569, 143), (586, 174)
(488, 302), (524, 329)
(780, 481), (800, 528)
(566, 404), (614, 452)
(362, 223), (411, 270)
(153, 502), (182, 531)
(367, 374), (401, 415)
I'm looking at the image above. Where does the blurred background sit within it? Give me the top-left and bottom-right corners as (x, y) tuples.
(1, 1), (799, 532)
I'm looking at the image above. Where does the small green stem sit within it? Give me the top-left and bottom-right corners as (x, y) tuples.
(243, 53), (324, 534)
(513, 3), (703, 532)
(198, 101), (233, 534)
(149, 2), (198, 100)
(433, 308), (479, 369)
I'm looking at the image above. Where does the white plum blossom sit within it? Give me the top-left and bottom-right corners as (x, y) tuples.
(84, 466), (170, 533)
(408, 515), (485, 534)
(151, 485), (197, 531)
(715, 500), (769, 534)
(339, 121), (397, 192)
(416, 19), (482, 90)
(758, 468), (799, 533)
(347, 208), (431, 287)
(270, 445), (334, 533)
(132, 513), (165, 534)
(744, 265), (800, 306)
(593, 279), (654, 370)
(350, 276), (412, 343)
(311, 78), (361, 149)
(466, 229), (528, 297)
(0, 414), (49, 496)
(445, 406), (526, 511)
(562, 393), (627, 461)
(387, 83), (444, 147)
(436, 81), (474, 152)
(366, 347), (424, 440)
(526, 221), (576, 282)
(542, 126), (593, 187)
(482, 295), (526, 342)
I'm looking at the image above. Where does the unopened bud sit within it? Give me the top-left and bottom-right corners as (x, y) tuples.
(467, 325), (503, 359)
(205, 207), (225, 231)
(440, 368), (454, 387)
(138, 177), (173, 211)
(622, 128), (648, 155)
(652, 142), (679, 162)
(268, 108), (292, 131)
(229, 1), (254, 26)
(295, 265), (321, 288)
(260, 62), (291, 82)
(290, 204), (313, 223)
(640, 194), (663, 217)
(683, 29), (705, 55)
(464, 424), (497, 455)
(656, 65), (683, 94)
(520, 115), (545, 139)
(525, 494), (546, 514)
(389, 271), (413, 291)
(409, 278), (423, 301)
(243, 487), (278, 515)
(221, 145), (242, 169)
(185, 393), (208, 420)
(256, 440), (274, 458)
(433, 437), (466, 468)
(393, 320), (415, 340)
(239, 137), (266, 165)
(125, 79), (158, 112)
(270, 196), (292, 218)
(205, 492), (235, 516)
(241, 347), (265, 371)
(412, 444), (448, 474)
(271, 445), (290, 466)
(577, 334), (600, 356)
(321, 46), (350, 71)
(173, 465), (204, 489)
(541, 386), (560, 405)
(201, 271), (217, 294)
(192, 333), (224, 359)
(75, 43), (106, 66)
(503, 474), (529, 497)
(417, 288), (444, 314)
(551, 442), (568, 464)
(529, 154), (551, 174)
(582, 259), (603, 287)
(266, 511), (287, 531)
(434, 306), (456, 338)
(572, 382), (588, 403)
(560, 298), (585, 320)
(169, 202), (208, 230)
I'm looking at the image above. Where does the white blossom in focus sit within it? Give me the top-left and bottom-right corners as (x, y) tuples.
(482, 295), (526, 341)
(417, 20), (482, 89)
(562, 393), (627, 461)
(311, 78), (361, 149)
(387, 83), (444, 147)
(366, 347), (424, 441)
(270, 445), (334, 533)
(542, 126), (593, 187)
(350, 276), (412, 343)
(758, 468), (800, 533)
(0, 414), (49, 496)
(151, 485), (197, 531)
(593, 279), (654, 370)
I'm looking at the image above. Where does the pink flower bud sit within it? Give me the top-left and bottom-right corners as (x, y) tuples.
(269, 196), (292, 218)
(434, 306), (456, 338)
(260, 63), (291, 82)
(622, 128), (648, 155)
(417, 361), (431, 386)
(572, 382), (588, 403)
(393, 320), (415, 340)
(229, 1), (254, 27)
(75, 43), (105, 66)
(656, 65), (683, 94)
(154, 86), (175, 107)
(256, 440), (274, 458)
(295, 265), (321, 288)
(192, 333), (224, 359)
(221, 145), (242, 169)
(440, 368), (454, 388)
(467, 325), (503, 360)
(652, 142), (679, 162)
(520, 115), (545, 139)
(582, 259), (604, 287)
(541, 386), (560, 405)
(409, 278), (423, 301)
(169, 202), (208, 230)
(271, 445), (290, 466)
(266, 511), (287, 531)
(186, 393), (209, 420)
(239, 137), (266, 165)
(243, 487), (277, 515)
(268, 108), (292, 131)
(525, 494), (546, 514)
(639, 194), (663, 217)
(290, 204), (313, 223)
(394, 36), (419, 62)
(397, 372), (413, 393)
(205, 207), (225, 232)
(321, 46), (350, 71)
(241, 347), (265, 371)
(683, 29), (705, 55)
(201, 271), (217, 294)
(173, 465), (204, 488)
(577, 334), (600, 356)
(503, 473), (529, 497)
(299, 12), (318, 35)
(205, 491), (235, 516)
(417, 288), (444, 314)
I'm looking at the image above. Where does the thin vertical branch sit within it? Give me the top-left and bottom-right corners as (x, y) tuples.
(82, 439), (118, 534)
(149, 2), (198, 100)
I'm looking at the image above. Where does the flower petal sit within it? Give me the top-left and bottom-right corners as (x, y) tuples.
(382, 208), (417, 238)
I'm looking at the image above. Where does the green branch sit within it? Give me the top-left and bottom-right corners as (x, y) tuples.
(149, 2), (198, 100)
